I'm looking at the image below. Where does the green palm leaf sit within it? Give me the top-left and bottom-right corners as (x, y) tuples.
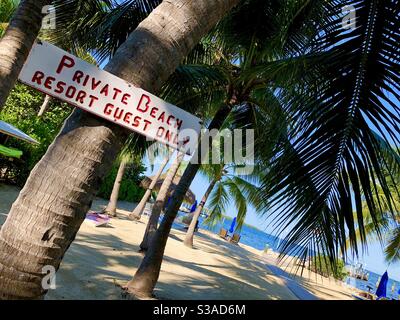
(261, 0), (400, 264)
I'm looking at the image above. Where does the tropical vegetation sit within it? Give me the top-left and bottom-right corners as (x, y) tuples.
(0, 0), (398, 301)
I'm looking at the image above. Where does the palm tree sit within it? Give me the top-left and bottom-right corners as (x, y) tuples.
(126, 0), (400, 297)
(129, 148), (173, 221)
(0, 0), (52, 109)
(139, 151), (185, 252)
(103, 133), (149, 217)
(183, 162), (264, 248)
(0, 0), (241, 299)
(349, 142), (400, 263)
(104, 159), (128, 217)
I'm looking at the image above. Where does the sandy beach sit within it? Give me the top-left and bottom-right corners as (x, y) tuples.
(0, 184), (355, 300)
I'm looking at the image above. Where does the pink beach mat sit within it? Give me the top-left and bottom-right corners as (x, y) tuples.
(85, 211), (111, 227)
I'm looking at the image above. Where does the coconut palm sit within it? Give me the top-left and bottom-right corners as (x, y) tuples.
(183, 162), (264, 248)
(103, 133), (150, 216)
(139, 151), (185, 252)
(0, 0), (53, 109)
(349, 143), (400, 263)
(129, 148), (173, 221)
(0, 0), (241, 299)
(127, 0), (400, 297)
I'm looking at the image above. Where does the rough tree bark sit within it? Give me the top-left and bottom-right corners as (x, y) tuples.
(125, 104), (234, 297)
(183, 179), (217, 248)
(139, 152), (184, 252)
(0, 0), (52, 109)
(0, 0), (240, 299)
(129, 151), (172, 221)
(105, 159), (127, 217)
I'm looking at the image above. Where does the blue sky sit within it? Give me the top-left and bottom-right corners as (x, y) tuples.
(143, 155), (400, 282)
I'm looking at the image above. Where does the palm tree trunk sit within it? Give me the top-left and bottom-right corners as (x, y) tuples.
(183, 179), (217, 248)
(105, 160), (127, 217)
(0, 0), (239, 300)
(0, 0), (52, 109)
(139, 152), (185, 252)
(37, 95), (52, 117)
(125, 104), (233, 297)
(129, 151), (172, 221)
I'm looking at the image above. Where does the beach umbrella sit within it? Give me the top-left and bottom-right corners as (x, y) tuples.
(376, 271), (389, 298)
(229, 217), (237, 233)
(0, 120), (38, 144)
(190, 200), (197, 213)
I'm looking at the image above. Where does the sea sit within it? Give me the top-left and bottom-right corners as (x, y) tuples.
(170, 212), (400, 299)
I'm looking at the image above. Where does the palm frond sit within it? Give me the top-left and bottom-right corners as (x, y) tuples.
(224, 180), (247, 231)
(385, 226), (400, 263)
(51, 0), (161, 63)
(203, 181), (229, 227)
(261, 0), (400, 265)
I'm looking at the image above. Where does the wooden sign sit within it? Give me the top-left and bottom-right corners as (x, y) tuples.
(19, 41), (202, 153)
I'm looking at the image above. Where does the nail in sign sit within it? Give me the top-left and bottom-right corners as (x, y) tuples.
(18, 41), (202, 154)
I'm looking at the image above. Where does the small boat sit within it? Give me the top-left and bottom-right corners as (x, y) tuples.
(348, 262), (369, 281)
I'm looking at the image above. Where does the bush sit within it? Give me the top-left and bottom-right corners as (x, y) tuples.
(97, 160), (146, 203)
(310, 255), (349, 280)
(0, 84), (72, 185)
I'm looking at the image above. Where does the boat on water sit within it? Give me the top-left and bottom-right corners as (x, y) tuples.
(348, 262), (369, 281)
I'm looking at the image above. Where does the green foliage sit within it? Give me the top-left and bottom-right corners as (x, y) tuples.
(97, 160), (146, 203)
(0, 84), (72, 185)
(310, 255), (348, 281)
(0, 0), (19, 37)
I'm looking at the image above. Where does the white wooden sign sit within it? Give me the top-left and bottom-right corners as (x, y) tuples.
(19, 41), (202, 153)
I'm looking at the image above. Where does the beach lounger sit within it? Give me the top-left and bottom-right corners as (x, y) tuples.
(229, 233), (241, 244)
(219, 228), (228, 239)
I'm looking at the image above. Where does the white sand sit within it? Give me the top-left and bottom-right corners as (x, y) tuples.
(0, 184), (354, 300)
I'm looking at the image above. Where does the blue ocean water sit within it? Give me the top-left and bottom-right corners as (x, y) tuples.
(344, 271), (400, 300)
(170, 212), (400, 299)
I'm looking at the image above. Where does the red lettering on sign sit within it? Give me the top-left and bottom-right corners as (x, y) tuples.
(158, 112), (165, 122)
(137, 94), (151, 113)
(32, 71), (45, 84)
(44, 76), (55, 90)
(72, 70), (84, 83)
(112, 88), (122, 100)
(100, 84), (109, 96)
(143, 120), (151, 131)
(175, 119), (183, 130)
(132, 116), (141, 127)
(75, 90), (87, 104)
(91, 78), (102, 91)
(55, 81), (66, 94)
(113, 108), (124, 121)
(56, 55), (75, 74)
(124, 112), (132, 124)
(65, 86), (77, 98)
(165, 130), (173, 142)
(88, 95), (98, 108)
(167, 115), (175, 126)
(157, 127), (164, 138)
(150, 107), (159, 118)
(122, 93), (130, 105)
(104, 103), (113, 115)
